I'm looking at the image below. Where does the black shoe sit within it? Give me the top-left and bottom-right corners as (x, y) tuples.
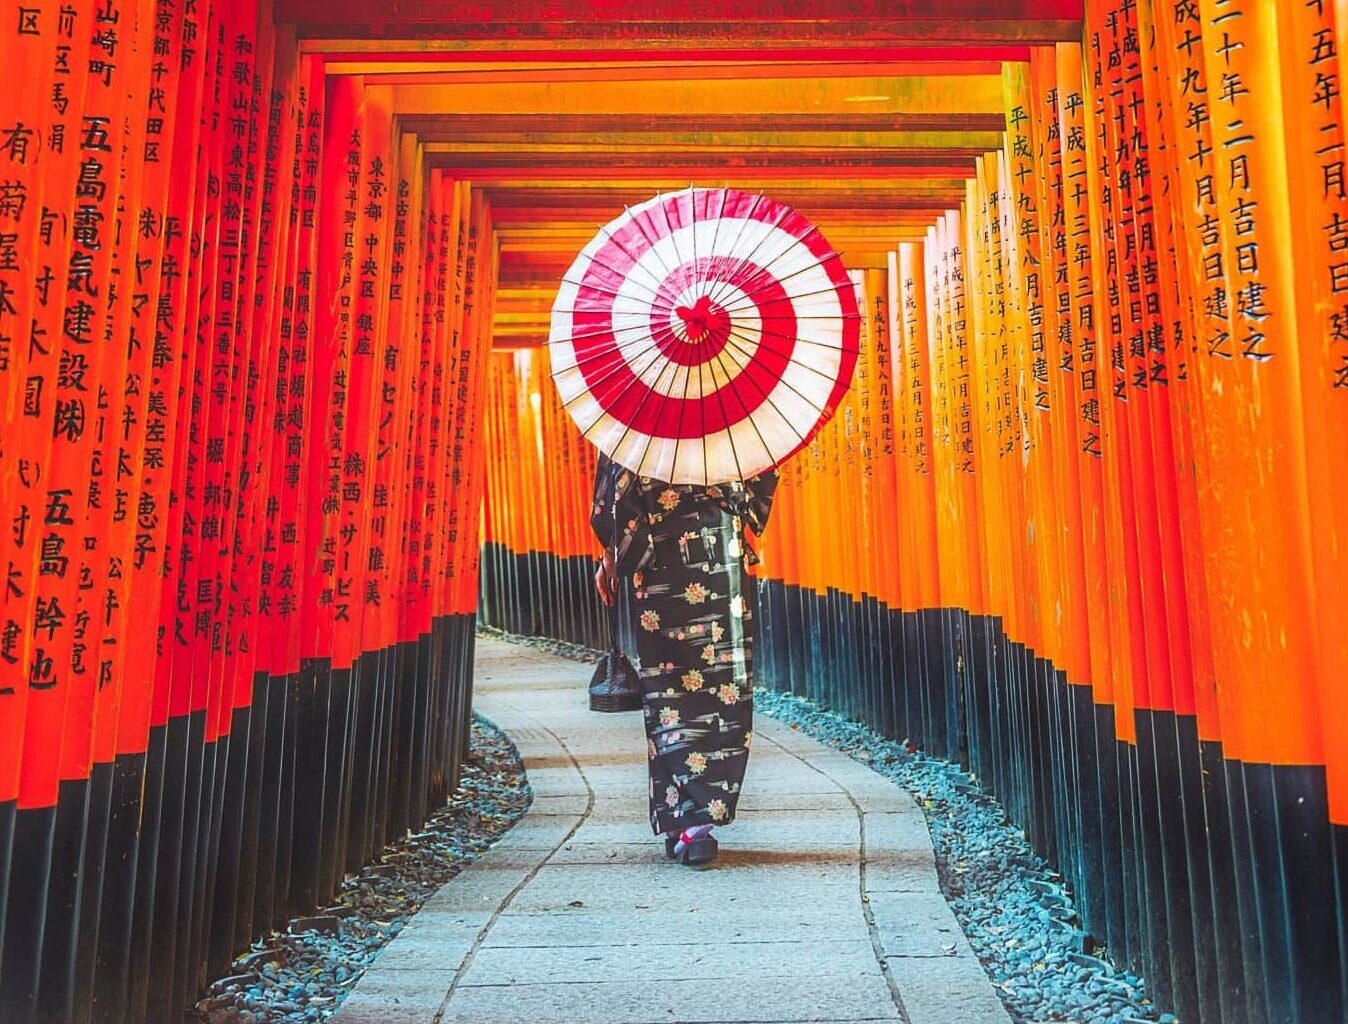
(679, 834), (718, 866)
(665, 830), (718, 864)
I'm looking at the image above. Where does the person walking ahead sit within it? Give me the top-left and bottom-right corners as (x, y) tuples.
(591, 452), (778, 867)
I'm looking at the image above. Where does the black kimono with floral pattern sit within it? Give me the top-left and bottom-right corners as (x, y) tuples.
(591, 454), (778, 835)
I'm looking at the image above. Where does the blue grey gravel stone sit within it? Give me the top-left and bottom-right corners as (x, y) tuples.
(189, 713), (531, 1024)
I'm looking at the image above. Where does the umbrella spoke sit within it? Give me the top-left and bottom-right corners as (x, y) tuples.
(658, 358), (695, 482)
(694, 355), (710, 487)
(698, 191), (765, 312)
(712, 333), (811, 451)
(711, 343), (776, 485)
(725, 331), (847, 389)
(556, 323), (674, 407)
(705, 219), (824, 310)
(729, 317), (855, 355)
(717, 253), (850, 315)
(703, 342), (764, 484)
(701, 201), (790, 311)
(558, 318), (659, 351)
(597, 337), (686, 476)
(623, 190), (682, 283)
(654, 187), (689, 280)
(558, 343), (663, 390)
(596, 222), (672, 299)
(570, 245), (668, 299)
(562, 271), (678, 316)
(718, 328), (831, 423)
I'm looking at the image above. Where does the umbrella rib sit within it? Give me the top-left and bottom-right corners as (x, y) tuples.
(701, 203), (790, 312)
(567, 252), (678, 314)
(696, 355), (710, 488)
(717, 255), (851, 315)
(698, 195), (772, 314)
(716, 235), (840, 302)
(698, 189), (745, 369)
(561, 316), (691, 363)
(718, 328), (823, 420)
(663, 358), (694, 483)
(555, 338), (660, 385)
(723, 331), (842, 400)
(698, 192), (764, 313)
(625, 354), (683, 482)
(687, 192), (709, 487)
(562, 272), (678, 316)
(703, 342), (758, 485)
(731, 318), (855, 359)
(592, 255), (686, 483)
(555, 336), (669, 413)
(642, 194), (692, 399)
(710, 334), (812, 452)
(559, 317), (666, 351)
(653, 187), (688, 279)
(596, 223), (673, 304)
(624, 195), (681, 283)
(593, 334), (684, 478)
(703, 187), (729, 293)
(717, 328), (833, 425)
(751, 313), (862, 320)
(727, 335), (846, 387)
(558, 330), (679, 387)
(721, 280), (858, 320)
(717, 339), (781, 476)
(706, 212), (817, 309)
(702, 201), (786, 307)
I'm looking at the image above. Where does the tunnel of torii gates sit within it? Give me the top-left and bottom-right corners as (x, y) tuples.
(0, 0), (1347, 1022)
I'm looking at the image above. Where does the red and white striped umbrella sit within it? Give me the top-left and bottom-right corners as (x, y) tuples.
(549, 186), (861, 485)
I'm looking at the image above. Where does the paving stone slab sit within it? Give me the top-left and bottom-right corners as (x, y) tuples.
(488, 816), (582, 851)
(502, 861), (860, 914)
(456, 937), (882, 986)
(885, 957), (1018, 1024)
(526, 792), (594, 816)
(866, 890), (973, 959)
(733, 790), (856, 812)
(860, 811), (942, 893)
(329, 990), (445, 1024)
(483, 904), (875, 947)
(441, 972), (901, 1024)
(362, 927), (484, 971)
(543, 841), (866, 868)
(560, 810), (860, 850)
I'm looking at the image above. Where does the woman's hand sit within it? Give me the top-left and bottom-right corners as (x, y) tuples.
(594, 550), (617, 607)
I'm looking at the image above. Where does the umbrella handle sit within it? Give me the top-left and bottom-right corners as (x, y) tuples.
(608, 499), (623, 654)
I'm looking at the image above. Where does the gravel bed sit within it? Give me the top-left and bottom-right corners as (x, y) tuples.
(188, 713), (531, 1024)
(478, 626), (1169, 1024)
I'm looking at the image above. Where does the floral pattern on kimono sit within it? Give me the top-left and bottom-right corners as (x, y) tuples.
(590, 453), (777, 834)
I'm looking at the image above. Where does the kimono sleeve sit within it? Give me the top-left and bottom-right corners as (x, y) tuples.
(590, 453), (651, 573)
(738, 468), (779, 536)
(590, 453), (621, 549)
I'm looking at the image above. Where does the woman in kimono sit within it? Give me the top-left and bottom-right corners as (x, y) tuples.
(591, 452), (777, 866)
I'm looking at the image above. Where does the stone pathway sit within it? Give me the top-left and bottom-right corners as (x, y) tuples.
(332, 638), (1012, 1024)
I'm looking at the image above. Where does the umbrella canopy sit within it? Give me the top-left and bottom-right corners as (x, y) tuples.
(549, 186), (861, 485)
